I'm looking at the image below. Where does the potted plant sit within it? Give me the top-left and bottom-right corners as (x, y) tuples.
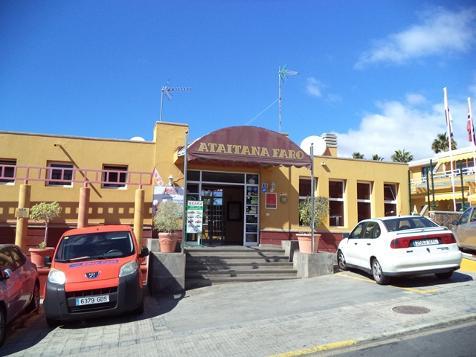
(153, 201), (183, 253)
(297, 197), (329, 253)
(29, 201), (62, 267)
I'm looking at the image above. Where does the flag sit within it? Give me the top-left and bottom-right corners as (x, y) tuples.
(467, 112), (475, 144)
(152, 168), (163, 186)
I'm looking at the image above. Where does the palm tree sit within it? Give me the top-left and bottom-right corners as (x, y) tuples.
(372, 154), (384, 161)
(352, 152), (364, 159)
(432, 133), (457, 153)
(391, 149), (413, 163)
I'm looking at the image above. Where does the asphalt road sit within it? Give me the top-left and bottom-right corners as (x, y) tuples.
(331, 321), (476, 357)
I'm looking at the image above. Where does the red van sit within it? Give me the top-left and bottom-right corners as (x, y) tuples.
(44, 225), (149, 326)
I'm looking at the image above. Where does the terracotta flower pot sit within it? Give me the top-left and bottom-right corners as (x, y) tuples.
(296, 233), (321, 253)
(158, 232), (181, 253)
(29, 247), (55, 268)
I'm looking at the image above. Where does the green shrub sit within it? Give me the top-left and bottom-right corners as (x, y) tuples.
(153, 201), (183, 233)
(299, 197), (329, 231)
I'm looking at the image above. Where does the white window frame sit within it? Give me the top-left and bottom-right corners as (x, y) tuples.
(0, 159), (16, 185)
(298, 177), (317, 226)
(46, 161), (74, 187)
(384, 183), (398, 216)
(357, 181), (372, 220)
(102, 164), (129, 189)
(329, 179), (345, 227)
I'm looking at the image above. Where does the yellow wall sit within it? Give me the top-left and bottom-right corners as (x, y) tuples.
(260, 158), (409, 233)
(1, 123), (410, 235)
(0, 131), (156, 226)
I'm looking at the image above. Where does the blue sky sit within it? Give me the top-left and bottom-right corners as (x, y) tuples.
(1, 0), (475, 159)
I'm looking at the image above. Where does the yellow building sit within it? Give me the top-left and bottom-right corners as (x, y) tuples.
(409, 146), (476, 212)
(0, 122), (410, 251)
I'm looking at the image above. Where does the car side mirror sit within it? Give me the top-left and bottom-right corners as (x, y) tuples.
(451, 220), (459, 226)
(44, 256), (52, 267)
(0, 268), (12, 281)
(343, 233), (350, 239)
(139, 247), (149, 258)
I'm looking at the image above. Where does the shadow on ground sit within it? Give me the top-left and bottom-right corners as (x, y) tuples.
(344, 267), (473, 288)
(1, 290), (184, 355)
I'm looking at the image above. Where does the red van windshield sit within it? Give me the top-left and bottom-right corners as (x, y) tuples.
(55, 231), (135, 262)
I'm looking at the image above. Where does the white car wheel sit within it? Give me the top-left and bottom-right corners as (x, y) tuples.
(371, 258), (388, 285)
(337, 250), (347, 271)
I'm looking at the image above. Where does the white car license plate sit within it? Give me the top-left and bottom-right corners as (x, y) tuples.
(76, 295), (109, 306)
(412, 239), (439, 247)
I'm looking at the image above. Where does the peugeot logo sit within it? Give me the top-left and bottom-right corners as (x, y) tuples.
(85, 272), (100, 279)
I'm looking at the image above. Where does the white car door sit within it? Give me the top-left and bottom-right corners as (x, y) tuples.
(345, 222), (366, 266)
(353, 221), (381, 270)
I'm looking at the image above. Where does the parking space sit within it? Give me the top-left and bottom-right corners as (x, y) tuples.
(2, 267), (475, 357)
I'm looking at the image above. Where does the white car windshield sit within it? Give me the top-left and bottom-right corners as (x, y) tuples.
(55, 231), (134, 262)
(383, 217), (438, 232)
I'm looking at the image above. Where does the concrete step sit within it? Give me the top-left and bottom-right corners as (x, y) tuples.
(186, 256), (291, 265)
(186, 253), (289, 261)
(185, 274), (298, 289)
(185, 246), (285, 254)
(186, 260), (293, 268)
(186, 267), (297, 276)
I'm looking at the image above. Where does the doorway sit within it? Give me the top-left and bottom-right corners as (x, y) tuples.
(185, 171), (259, 246)
(200, 185), (243, 245)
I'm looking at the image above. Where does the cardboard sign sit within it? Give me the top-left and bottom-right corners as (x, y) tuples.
(15, 208), (29, 218)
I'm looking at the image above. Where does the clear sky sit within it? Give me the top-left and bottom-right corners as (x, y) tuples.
(1, 0), (475, 160)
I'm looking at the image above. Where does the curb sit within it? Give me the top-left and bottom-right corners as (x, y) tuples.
(271, 314), (476, 357)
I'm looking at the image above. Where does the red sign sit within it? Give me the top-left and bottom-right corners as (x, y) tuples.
(265, 193), (277, 209)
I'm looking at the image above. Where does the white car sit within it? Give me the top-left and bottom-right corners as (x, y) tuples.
(337, 216), (462, 284)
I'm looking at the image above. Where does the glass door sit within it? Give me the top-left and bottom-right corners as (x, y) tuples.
(201, 186), (224, 244)
(244, 174), (259, 246)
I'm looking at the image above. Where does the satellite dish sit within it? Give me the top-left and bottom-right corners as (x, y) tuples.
(300, 136), (327, 156)
(129, 136), (146, 142)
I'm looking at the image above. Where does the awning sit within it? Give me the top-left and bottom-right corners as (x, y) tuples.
(432, 192), (468, 202)
(183, 126), (312, 167)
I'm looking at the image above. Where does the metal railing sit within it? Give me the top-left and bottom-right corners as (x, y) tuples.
(0, 164), (153, 188)
(411, 167), (476, 187)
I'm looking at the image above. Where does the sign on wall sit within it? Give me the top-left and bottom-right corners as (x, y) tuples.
(186, 200), (204, 234)
(265, 193), (277, 209)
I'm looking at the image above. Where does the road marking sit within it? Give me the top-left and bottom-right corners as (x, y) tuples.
(335, 272), (373, 283)
(460, 258), (476, 272)
(335, 272), (438, 294)
(271, 339), (357, 357)
(398, 287), (438, 294)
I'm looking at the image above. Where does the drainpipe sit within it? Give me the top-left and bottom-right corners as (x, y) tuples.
(430, 160), (435, 209)
(425, 169), (431, 212)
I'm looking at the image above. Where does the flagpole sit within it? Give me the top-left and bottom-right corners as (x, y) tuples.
(443, 87), (457, 211)
(278, 70), (282, 132)
(469, 97), (476, 184)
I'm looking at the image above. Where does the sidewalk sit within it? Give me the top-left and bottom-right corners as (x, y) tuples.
(3, 270), (476, 356)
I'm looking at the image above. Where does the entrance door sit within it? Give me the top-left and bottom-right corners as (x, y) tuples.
(201, 186), (224, 245)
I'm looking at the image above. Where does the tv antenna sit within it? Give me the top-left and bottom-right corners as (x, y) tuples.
(159, 85), (192, 121)
(278, 65), (298, 132)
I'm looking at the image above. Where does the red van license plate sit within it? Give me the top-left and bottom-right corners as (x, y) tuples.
(76, 295), (110, 306)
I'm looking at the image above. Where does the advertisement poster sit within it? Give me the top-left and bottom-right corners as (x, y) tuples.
(152, 185), (184, 215)
(186, 201), (203, 234)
